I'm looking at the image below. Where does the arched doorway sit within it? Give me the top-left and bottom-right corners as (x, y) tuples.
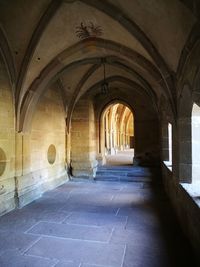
(100, 102), (134, 165)
(192, 103), (200, 183)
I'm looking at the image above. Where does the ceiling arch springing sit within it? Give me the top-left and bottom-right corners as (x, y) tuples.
(0, 0), (197, 131)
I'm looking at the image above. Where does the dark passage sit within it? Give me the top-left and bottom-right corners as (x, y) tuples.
(0, 166), (197, 267)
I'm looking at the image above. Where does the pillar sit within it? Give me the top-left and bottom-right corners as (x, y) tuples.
(71, 97), (98, 178)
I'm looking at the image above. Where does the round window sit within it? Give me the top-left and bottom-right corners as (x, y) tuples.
(0, 148), (6, 176)
(47, 144), (56, 165)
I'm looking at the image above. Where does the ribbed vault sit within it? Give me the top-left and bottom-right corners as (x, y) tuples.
(0, 0), (198, 132)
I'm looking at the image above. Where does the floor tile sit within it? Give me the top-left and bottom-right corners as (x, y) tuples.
(122, 244), (170, 267)
(61, 204), (118, 214)
(55, 261), (79, 267)
(125, 211), (161, 231)
(112, 192), (142, 207)
(0, 231), (39, 254)
(64, 212), (127, 227)
(0, 250), (56, 267)
(28, 221), (112, 242)
(26, 237), (125, 266)
(0, 166), (197, 267)
(110, 228), (165, 249)
(0, 210), (39, 232)
(81, 264), (113, 267)
(66, 193), (113, 206)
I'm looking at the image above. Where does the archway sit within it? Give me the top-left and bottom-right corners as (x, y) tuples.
(192, 103), (200, 183)
(100, 102), (134, 166)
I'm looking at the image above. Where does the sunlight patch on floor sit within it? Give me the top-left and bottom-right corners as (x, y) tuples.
(105, 149), (134, 166)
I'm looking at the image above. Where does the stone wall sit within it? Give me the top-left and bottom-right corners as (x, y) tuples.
(0, 55), (15, 215)
(134, 119), (160, 157)
(15, 85), (68, 207)
(0, 74), (68, 215)
(162, 164), (200, 263)
(93, 91), (160, 167)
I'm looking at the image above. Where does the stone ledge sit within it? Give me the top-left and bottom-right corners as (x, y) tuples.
(181, 182), (200, 208)
(162, 163), (200, 264)
(163, 161), (172, 171)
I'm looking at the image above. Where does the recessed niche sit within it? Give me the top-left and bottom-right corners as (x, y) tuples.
(47, 144), (56, 165)
(0, 148), (6, 176)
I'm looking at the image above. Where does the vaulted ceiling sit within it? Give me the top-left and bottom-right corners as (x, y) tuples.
(0, 0), (198, 131)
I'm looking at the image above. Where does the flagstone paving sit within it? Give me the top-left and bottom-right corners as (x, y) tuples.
(0, 166), (197, 267)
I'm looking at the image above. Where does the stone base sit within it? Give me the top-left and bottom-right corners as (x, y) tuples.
(72, 159), (98, 178)
(0, 191), (16, 216)
(0, 176), (16, 216)
(96, 154), (106, 166)
(15, 166), (69, 208)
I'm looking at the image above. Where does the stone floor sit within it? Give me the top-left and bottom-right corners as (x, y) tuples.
(0, 166), (197, 267)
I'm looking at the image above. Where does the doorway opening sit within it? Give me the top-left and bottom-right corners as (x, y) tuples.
(101, 103), (134, 166)
(192, 103), (200, 183)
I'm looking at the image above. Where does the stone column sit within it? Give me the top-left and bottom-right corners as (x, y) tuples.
(15, 132), (37, 208)
(178, 117), (192, 183)
(71, 97), (98, 178)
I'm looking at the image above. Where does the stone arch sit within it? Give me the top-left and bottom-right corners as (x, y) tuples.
(66, 71), (158, 134)
(0, 25), (16, 88)
(99, 99), (135, 123)
(85, 75), (158, 109)
(93, 83), (160, 167)
(177, 21), (200, 83)
(192, 66), (200, 105)
(98, 99), (135, 164)
(18, 38), (168, 133)
(16, 0), (173, 112)
(15, 0), (62, 103)
(81, 0), (173, 78)
(176, 36), (200, 182)
(191, 64), (200, 183)
(191, 103), (200, 183)
(159, 94), (174, 164)
(177, 37), (200, 99)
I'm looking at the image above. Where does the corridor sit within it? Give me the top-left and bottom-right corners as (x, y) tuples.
(1, 1), (200, 264)
(0, 167), (196, 267)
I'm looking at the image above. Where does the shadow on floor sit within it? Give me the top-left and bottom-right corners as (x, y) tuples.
(0, 166), (198, 267)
